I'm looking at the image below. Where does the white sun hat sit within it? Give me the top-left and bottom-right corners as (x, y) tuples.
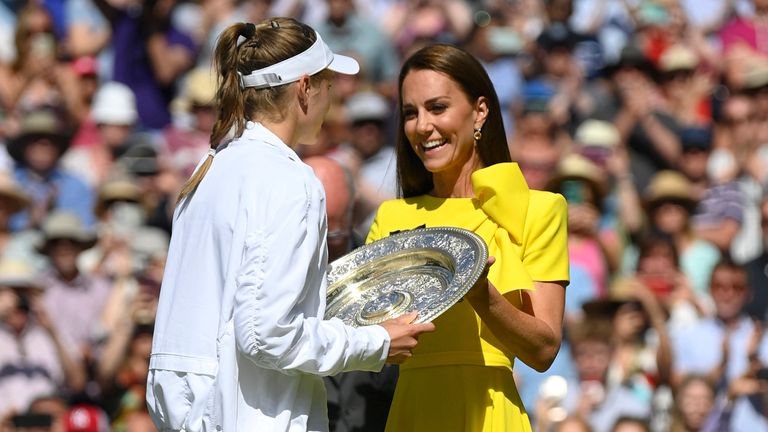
(238, 31), (359, 89)
(92, 82), (138, 125)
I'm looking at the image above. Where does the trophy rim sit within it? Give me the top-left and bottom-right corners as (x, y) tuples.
(324, 226), (489, 327)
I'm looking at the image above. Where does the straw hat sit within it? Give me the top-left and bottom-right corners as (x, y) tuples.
(7, 110), (72, 163)
(658, 45), (698, 73)
(0, 173), (31, 215)
(38, 211), (97, 252)
(172, 67), (217, 114)
(0, 259), (42, 290)
(644, 170), (697, 211)
(547, 154), (608, 205)
(94, 178), (143, 219)
(575, 120), (620, 148)
(742, 61), (768, 91)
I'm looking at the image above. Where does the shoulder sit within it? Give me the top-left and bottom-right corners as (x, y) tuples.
(527, 190), (567, 219)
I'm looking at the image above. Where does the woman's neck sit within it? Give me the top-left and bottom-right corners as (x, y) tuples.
(259, 117), (299, 149)
(430, 158), (481, 198)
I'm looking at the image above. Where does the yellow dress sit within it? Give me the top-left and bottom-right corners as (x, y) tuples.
(366, 163), (570, 432)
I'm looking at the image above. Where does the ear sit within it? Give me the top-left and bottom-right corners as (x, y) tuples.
(474, 96), (489, 130)
(296, 75), (311, 113)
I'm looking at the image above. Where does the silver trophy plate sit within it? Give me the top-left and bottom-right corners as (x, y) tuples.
(324, 227), (489, 327)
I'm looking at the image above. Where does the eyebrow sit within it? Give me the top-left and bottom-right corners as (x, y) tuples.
(402, 96), (450, 108)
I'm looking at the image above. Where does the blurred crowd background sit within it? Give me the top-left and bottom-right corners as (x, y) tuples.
(1, 0), (768, 431)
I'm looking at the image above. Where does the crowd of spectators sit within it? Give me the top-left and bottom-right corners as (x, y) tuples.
(0, 0), (768, 431)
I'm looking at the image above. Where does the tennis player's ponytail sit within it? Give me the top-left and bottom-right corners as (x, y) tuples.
(177, 19), (317, 203)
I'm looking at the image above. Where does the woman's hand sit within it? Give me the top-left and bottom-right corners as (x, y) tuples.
(379, 311), (435, 364)
(464, 256), (496, 311)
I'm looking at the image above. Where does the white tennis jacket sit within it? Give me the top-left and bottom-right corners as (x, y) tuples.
(146, 122), (390, 431)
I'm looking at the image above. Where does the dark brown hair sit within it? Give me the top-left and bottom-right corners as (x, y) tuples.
(178, 18), (326, 202)
(396, 44), (511, 198)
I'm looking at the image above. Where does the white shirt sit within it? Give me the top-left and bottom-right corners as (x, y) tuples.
(146, 122), (390, 432)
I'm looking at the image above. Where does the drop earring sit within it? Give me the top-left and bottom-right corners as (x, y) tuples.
(473, 127), (482, 142)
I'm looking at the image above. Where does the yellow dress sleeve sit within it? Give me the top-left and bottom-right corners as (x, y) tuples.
(366, 212), (382, 244)
(522, 191), (570, 285)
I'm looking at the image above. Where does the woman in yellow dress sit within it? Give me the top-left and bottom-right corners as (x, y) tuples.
(367, 44), (570, 431)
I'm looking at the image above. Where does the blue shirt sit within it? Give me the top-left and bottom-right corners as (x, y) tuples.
(12, 166), (95, 231)
(672, 316), (768, 430)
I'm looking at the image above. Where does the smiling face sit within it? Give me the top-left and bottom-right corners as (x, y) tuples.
(401, 69), (487, 192)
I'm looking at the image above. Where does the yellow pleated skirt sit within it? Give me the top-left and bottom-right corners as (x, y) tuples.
(385, 365), (532, 432)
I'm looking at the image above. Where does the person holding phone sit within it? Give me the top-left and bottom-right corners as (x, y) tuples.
(145, 18), (434, 432)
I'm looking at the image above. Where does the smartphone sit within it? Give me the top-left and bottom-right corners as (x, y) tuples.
(561, 179), (585, 204)
(12, 413), (53, 428)
(30, 33), (56, 59)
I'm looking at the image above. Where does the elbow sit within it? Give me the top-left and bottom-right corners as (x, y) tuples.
(528, 341), (562, 373)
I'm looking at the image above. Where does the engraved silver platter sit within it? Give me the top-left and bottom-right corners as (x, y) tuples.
(324, 227), (488, 327)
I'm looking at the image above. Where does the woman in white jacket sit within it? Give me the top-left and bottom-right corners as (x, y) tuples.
(145, 18), (434, 432)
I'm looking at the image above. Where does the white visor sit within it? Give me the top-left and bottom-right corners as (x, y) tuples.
(238, 31), (359, 89)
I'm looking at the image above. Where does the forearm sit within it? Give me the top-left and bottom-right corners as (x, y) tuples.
(640, 114), (681, 165)
(97, 317), (134, 385)
(471, 288), (562, 372)
(694, 220), (740, 251)
(147, 36), (193, 85)
(48, 329), (87, 391)
(650, 314), (673, 385)
(615, 174), (644, 233)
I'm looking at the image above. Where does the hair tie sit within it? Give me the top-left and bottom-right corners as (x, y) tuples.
(237, 23), (256, 47)
(208, 148), (216, 157)
(244, 23), (256, 37)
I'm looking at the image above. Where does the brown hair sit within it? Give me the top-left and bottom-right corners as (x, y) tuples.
(177, 18), (326, 202)
(395, 44), (511, 198)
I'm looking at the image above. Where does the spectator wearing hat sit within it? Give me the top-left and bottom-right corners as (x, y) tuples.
(547, 153), (611, 298)
(679, 126), (746, 253)
(62, 404), (109, 432)
(160, 67), (217, 179)
(656, 45), (713, 127)
(339, 90), (398, 239)
(671, 258), (768, 431)
(88, 177), (146, 272)
(116, 138), (178, 236)
(0, 173), (44, 266)
(573, 119), (644, 270)
(0, 259), (86, 420)
(557, 318), (651, 432)
(8, 109), (95, 231)
(581, 276), (673, 428)
(641, 170), (720, 302)
(708, 92), (766, 265)
(68, 56), (104, 148)
(62, 82), (140, 186)
(38, 211), (111, 363)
